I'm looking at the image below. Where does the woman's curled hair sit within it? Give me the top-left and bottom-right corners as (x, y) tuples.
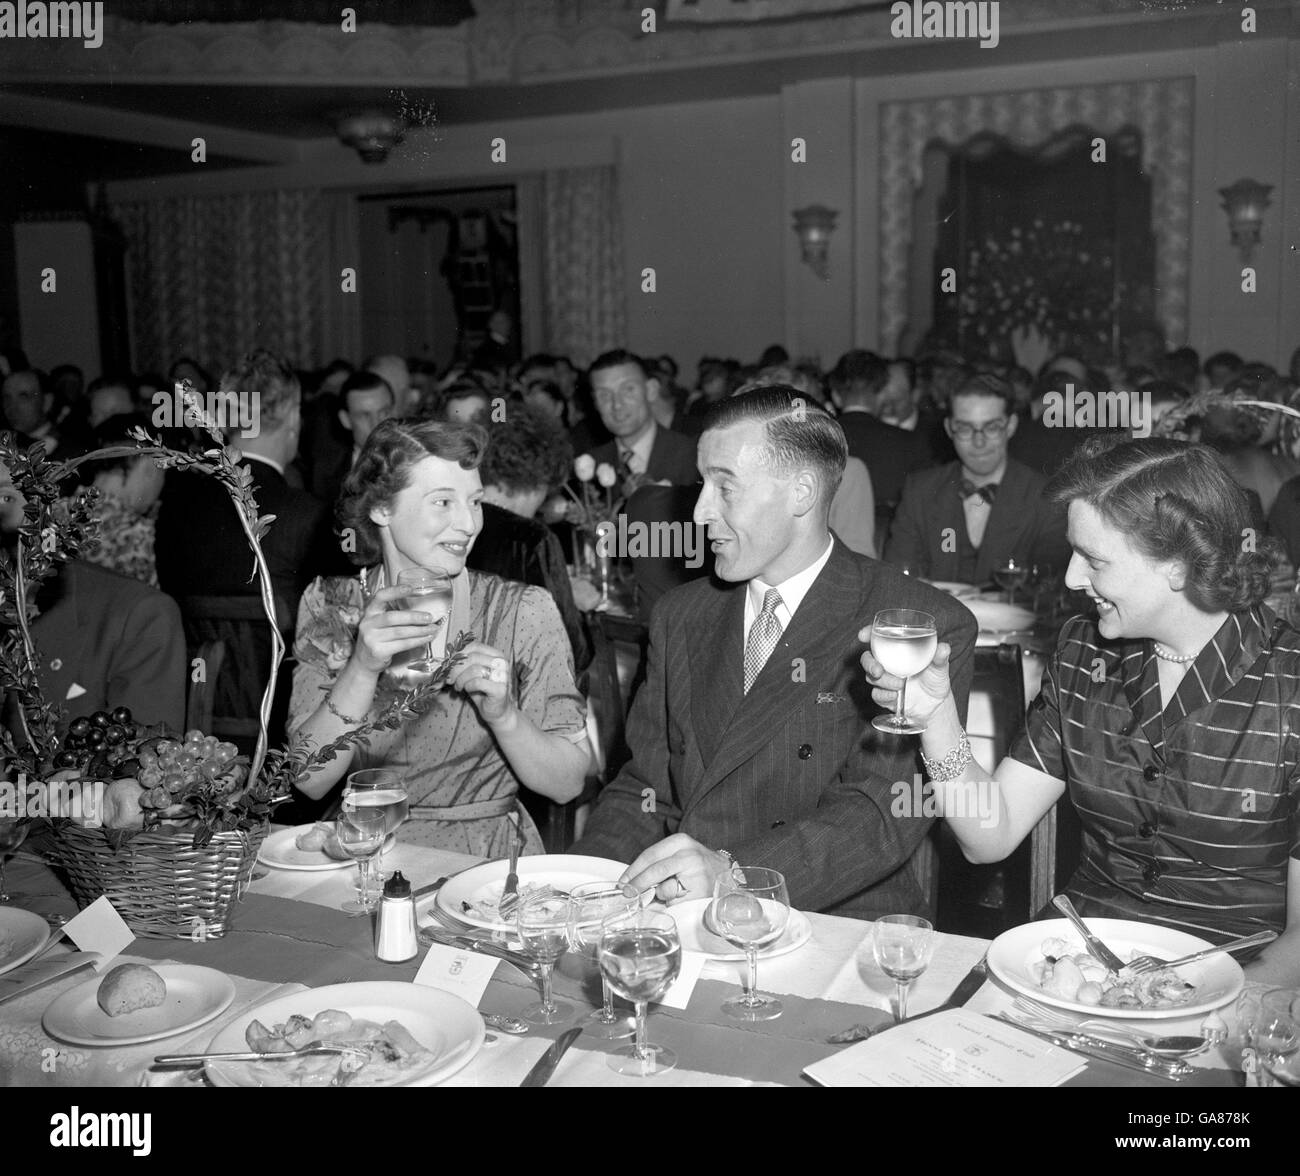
(337, 417), (488, 566)
(1047, 436), (1276, 613)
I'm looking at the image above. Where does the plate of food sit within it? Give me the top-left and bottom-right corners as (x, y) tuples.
(669, 898), (813, 962)
(925, 581), (980, 599)
(43, 963), (236, 1046)
(203, 982), (484, 1088)
(987, 918), (1244, 1020)
(433, 854), (631, 932)
(258, 824), (396, 871)
(0, 908), (50, 977)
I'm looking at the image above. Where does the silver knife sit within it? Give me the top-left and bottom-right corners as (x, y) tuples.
(1052, 894), (1128, 974)
(829, 958), (989, 1043)
(411, 876), (449, 900)
(520, 1027), (583, 1087)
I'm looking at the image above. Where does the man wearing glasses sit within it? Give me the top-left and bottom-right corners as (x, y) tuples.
(883, 373), (1069, 583)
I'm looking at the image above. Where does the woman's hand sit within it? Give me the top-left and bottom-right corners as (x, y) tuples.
(446, 641), (516, 727)
(858, 624), (955, 726)
(350, 585), (444, 676)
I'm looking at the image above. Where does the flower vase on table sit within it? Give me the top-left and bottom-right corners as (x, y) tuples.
(561, 455), (631, 612)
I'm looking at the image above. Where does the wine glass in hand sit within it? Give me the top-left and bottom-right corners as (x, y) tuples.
(599, 910), (682, 1076)
(869, 609), (938, 735)
(872, 914), (936, 1022)
(517, 893), (574, 1026)
(710, 866), (790, 1022)
(335, 806), (387, 915)
(0, 818), (29, 903)
(395, 566), (452, 674)
(569, 881), (640, 1040)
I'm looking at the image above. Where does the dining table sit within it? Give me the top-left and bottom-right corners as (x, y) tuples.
(0, 836), (1254, 1089)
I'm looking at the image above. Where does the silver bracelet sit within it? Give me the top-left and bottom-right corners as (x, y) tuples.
(325, 694), (364, 726)
(920, 730), (974, 782)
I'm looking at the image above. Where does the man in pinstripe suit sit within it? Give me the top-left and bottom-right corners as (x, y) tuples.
(572, 387), (978, 920)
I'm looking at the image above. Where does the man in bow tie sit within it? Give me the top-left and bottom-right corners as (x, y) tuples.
(572, 386), (977, 920)
(884, 373), (1070, 584)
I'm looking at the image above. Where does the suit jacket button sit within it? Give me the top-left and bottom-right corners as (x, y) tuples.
(798, 744), (813, 760)
(771, 820), (786, 829)
(1142, 863), (1163, 885)
(1138, 821), (1156, 838)
(1142, 765), (1159, 782)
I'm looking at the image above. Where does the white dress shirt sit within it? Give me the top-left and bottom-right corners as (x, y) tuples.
(742, 536), (835, 649)
(617, 422), (657, 477)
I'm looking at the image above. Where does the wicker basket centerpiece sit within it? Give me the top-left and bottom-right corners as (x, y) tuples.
(0, 384), (464, 938)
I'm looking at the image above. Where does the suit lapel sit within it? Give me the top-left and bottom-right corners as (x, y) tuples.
(690, 544), (864, 803)
(688, 584), (744, 765)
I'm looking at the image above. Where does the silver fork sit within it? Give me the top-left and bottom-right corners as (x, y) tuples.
(155, 1040), (370, 1066)
(1126, 930), (1278, 975)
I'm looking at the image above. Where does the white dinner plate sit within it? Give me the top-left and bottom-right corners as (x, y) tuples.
(434, 854), (630, 932)
(925, 581), (979, 599)
(204, 982), (484, 1087)
(257, 825), (396, 871)
(964, 597), (1036, 634)
(43, 964), (236, 1046)
(987, 917), (1244, 1020)
(0, 908), (50, 977)
(669, 898), (813, 962)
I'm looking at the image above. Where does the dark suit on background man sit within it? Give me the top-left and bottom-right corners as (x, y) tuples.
(467, 501), (592, 678)
(885, 458), (1070, 584)
(1007, 413), (1104, 482)
(838, 409), (933, 531)
(589, 424), (699, 487)
(28, 561), (186, 733)
(156, 458), (338, 609)
(572, 539), (977, 920)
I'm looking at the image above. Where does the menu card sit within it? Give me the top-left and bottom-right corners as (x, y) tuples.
(804, 1009), (1086, 1087)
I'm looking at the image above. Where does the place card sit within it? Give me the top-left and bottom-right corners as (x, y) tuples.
(803, 1009), (1086, 1088)
(61, 897), (134, 971)
(414, 942), (498, 1006)
(656, 950), (705, 1010)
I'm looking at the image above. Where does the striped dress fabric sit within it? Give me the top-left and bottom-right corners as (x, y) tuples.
(1008, 607), (1300, 944)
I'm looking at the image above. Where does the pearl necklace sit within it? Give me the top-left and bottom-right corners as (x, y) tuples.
(1153, 642), (1197, 664)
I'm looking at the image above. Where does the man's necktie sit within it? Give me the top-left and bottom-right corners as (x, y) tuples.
(743, 588), (784, 694)
(959, 479), (999, 504)
(617, 448), (637, 481)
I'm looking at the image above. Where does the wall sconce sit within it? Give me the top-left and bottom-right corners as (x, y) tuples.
(334, 109), (406, 164)
(1218, 178), (1272, 263)
(792, 205), (839, 280)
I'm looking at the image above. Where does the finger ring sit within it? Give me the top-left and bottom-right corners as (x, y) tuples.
(671, 876), (688, 896)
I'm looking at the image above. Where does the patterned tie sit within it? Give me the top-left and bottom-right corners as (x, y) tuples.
(743, 588), (784, 694)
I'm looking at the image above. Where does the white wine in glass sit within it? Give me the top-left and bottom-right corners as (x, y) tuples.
(394, 566), (452, 676)
(870, 608), (937, 735)
(994, 558), (1028, 605)
(345, 768), (407, 883)
(599, 910), (682, 1076)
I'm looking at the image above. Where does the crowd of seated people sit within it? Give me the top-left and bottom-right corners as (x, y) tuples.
(2, 327), (1300, 961)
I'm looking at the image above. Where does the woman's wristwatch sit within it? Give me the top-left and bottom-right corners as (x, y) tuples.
(920, 730), (974, 782)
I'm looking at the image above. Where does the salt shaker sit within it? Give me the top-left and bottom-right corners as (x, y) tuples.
(375, 870), (418, 962)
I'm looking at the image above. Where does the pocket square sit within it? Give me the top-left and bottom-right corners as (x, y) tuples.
(66, 683), (87, 700)
(816, 692), (846, 705)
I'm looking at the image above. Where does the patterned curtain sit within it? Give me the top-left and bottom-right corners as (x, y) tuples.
(540, 167), (626, 368)
(113, 189), (325, 375)
(879, 79), (1194, 352)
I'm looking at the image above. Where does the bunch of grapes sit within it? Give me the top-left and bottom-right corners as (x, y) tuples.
(54, 707), (141, 774)
(138, 730), (245, 811)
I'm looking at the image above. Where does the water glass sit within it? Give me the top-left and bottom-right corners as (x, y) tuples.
(517, 893), (575, 1026)
(710, 866), (790, 1022)
(335, 806), (387, 915)
(569, 881), (640, 1040)
(599, 910), (682, 1076)
(345, 768), (407, 882)
(870, 609), (938, 735)
(872, 914), (936, 1022)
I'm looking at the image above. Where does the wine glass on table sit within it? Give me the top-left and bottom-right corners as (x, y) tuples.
(870, 609), (938, 735)
(395, 566), (452, 675)
(994, 558), (1028, 606)
(599, 910), (682, 1076)
(872, 914), (936, 1022)
(517, 893), (575, 1026)
(709, 866), (791, 1022)
(0, 818), (29, 903)
(345, 768), (408, 885)
(335, 806), (387, 915)
(569, 881), (640, 1040)
(1243, 988), (1300, 1088)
